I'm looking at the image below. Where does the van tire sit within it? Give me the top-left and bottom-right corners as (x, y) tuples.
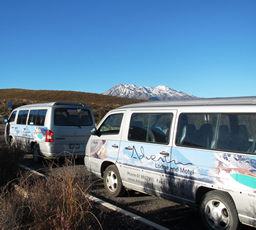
(103, 165), (125, 197)
(33, 144), (41, 163)
(9, 137), (14, 146)
(199, 190), (241, 230)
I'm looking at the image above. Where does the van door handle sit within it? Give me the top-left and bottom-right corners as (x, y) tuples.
(112, 144), (118, 148)
(125, 146), (132, 151)
(160, 151), (169, 156)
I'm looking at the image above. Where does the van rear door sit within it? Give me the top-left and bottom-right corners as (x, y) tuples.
(52, 107), (94, 156)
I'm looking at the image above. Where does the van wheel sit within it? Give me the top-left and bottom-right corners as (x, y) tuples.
(9, 137), (14, 146)
(33, 144), (41, 163)
(199, 190), (241, 230)
(103, 165), (125, 197)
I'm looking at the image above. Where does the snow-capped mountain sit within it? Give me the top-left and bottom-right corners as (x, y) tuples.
(103, 84), (197, 101)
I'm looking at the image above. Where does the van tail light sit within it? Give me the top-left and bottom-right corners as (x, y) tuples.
(46, 130), (54, 142)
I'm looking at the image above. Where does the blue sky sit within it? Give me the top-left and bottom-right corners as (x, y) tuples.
(1, 0), (255, 98)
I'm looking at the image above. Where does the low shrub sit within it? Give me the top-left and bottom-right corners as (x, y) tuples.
(0, 135), (119, 229)
(0, 137), (25, 187)
(0, 159), (103, 230)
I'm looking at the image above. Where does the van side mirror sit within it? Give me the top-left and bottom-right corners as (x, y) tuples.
(4, 118), (8, 123)
(91, 127), (101, 137)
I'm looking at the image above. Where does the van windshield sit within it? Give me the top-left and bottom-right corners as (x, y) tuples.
(54, 108), (93, 127)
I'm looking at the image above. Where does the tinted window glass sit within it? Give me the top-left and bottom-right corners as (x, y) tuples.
(99, 113), (123, 135)
(128, 113), (173, 144)
(220, 114), (256, 153)
(9, 111), (17, 122)
(17, 110), (28, 125)
(176, 113), (218, 149)
(28, 110), (37, 125)
(28, 110), (47, 126)
(176, 113), (256, 154)
(54, 108), (93, 126)
(37, 110), (47, 126)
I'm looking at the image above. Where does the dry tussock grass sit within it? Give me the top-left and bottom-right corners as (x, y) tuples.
(0, 137), (25, 187)
(0, 157), (104, 230)
(0, 137), (102, 229)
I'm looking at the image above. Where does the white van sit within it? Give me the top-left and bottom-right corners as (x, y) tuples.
(5, 102), (95, 162)
(85, 97), (256, 230)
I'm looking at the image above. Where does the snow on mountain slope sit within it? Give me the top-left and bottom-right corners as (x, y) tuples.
(103, 84), (197, 100)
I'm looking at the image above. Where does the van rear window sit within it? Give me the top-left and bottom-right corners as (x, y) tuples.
(54, 108), (93, 126)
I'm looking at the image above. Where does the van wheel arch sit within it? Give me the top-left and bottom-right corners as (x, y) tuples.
(31, 142), (37, 152)
(32, 143), (41, 163)
(8, 136), (14, 146)
(195, 187), (213, 205)
(101, 161), (115, 177)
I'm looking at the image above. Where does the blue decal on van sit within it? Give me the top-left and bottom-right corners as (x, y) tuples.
(10, 125), (47, 142)
(33, 126), (47, 141)
(231, 174), (256, 189)
(216, 153), (256, 189)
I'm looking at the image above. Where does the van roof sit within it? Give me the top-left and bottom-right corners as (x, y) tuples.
(16, 102), (87, 109)
(117, 96), (256, 109)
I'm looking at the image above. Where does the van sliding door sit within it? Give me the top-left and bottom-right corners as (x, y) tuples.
(119, 112), (175, 194)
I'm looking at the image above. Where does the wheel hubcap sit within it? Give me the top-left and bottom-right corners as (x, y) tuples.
(205, 200), (230, 229)
(106, 171), (117, 192)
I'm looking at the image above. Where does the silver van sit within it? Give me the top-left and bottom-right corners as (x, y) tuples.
(85, 97), (256, 230)
(5, 102), (95, 162)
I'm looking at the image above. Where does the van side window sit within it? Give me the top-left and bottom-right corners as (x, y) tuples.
(28, 110), (47, 126)
(9, 111), (17, 122)
(37, 110), (47, 126)
(28, 110), (37, 125)
(128, 113), (173, 144)
(227, 114), (256, 153)
(17, 110), (28, 125)
(176, 113), (256, 154)
(99, 113), (123, 135)
(176, 113), (218, 149)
